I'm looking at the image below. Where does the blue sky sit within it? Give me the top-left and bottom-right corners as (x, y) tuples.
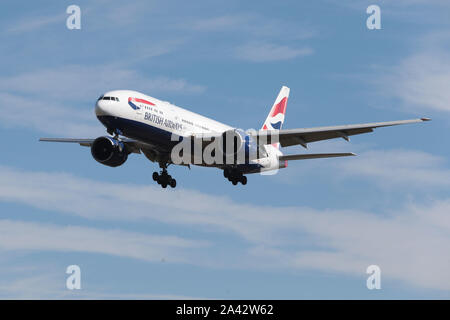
(0, 0), (449, 299)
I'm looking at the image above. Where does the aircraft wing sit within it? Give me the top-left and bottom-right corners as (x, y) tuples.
(252, 118), (430, 148)
(39, 138), (95, 147)
(39, 137), (143, 154)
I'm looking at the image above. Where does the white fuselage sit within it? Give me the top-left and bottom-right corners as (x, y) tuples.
(95, 90), (233, 136)
(94, 90), (282, 173)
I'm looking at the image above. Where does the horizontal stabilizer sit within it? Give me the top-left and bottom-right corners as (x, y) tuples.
(279, 152), (356, 161)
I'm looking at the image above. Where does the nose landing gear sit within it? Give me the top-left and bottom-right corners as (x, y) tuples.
(153, 164), (176, 188)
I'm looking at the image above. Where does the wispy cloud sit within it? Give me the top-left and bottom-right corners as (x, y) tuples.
(0, 65), (205, 135)
(275, 147), (449, 190)
(370, 28), (450, 115)
(190, 14), (251, 32)
(0, 266), (205, 299)
(0, 92), (101, 136)
(5, 13), (65, 34)
(0, 219), (207, 263)
(235, 42), (313, 62)
(1, 164), (450, 290)
(3, 1), (150, 36)
(0, 65), (205, 102)
(329, 0), (450, 10)
(380, 51), (450, 113)
(188, 13), (316, 40)
(338, 149), (450, 188)
(184, 13), (316, 62)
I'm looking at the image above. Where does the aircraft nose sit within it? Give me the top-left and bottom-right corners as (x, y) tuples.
(95, 100), (108, 116)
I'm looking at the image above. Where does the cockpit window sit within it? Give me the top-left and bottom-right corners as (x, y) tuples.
(98, 96), (119, 101)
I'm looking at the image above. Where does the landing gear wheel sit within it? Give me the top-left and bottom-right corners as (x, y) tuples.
(225, 169), (245, 186)
(160, 175), (168, 186)
(153, 164), (177, 189)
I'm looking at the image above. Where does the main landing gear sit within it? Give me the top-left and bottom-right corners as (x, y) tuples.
(223, 168), (247, 186)
(153, 164), (176, 188)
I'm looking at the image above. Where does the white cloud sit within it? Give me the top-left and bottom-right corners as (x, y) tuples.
(381, 52), (450, 113)
(3, 2), (150, 35)
(374, 30), (450, 115)
(0, 219), (207, 263)
(275, 145), (445, 189)
(186, 13), (316, 62)
(191, 15), (251, 31)
(0, 267), (205, 299)
(0, 65), (205, 135)
(338, 149), (450, 188)
(0, 65), (205, 102)
(1, 163), (450, 290)
(128, 38), (188, 63)
(0, 272), (63, 299)
(0, 92), (101, 136)
(189, 14), (315, 40)
(289, 200), (450, 291)
(330, 0), (450, 10)
(5, 13), (65, 34)
(235, 42), (313, 62)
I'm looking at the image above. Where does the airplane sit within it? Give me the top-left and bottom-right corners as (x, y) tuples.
(40, 86), (430, 188)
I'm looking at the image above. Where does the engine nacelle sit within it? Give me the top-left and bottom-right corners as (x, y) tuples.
(91, 136), (128, 167)
(220, 129), (259, 164)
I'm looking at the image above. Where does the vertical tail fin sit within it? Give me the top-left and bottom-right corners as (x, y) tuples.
(261, 86), (290, 150)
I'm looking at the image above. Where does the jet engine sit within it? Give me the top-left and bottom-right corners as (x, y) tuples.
(220, 129), (259, 164)
(91, 136), (128, 167)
